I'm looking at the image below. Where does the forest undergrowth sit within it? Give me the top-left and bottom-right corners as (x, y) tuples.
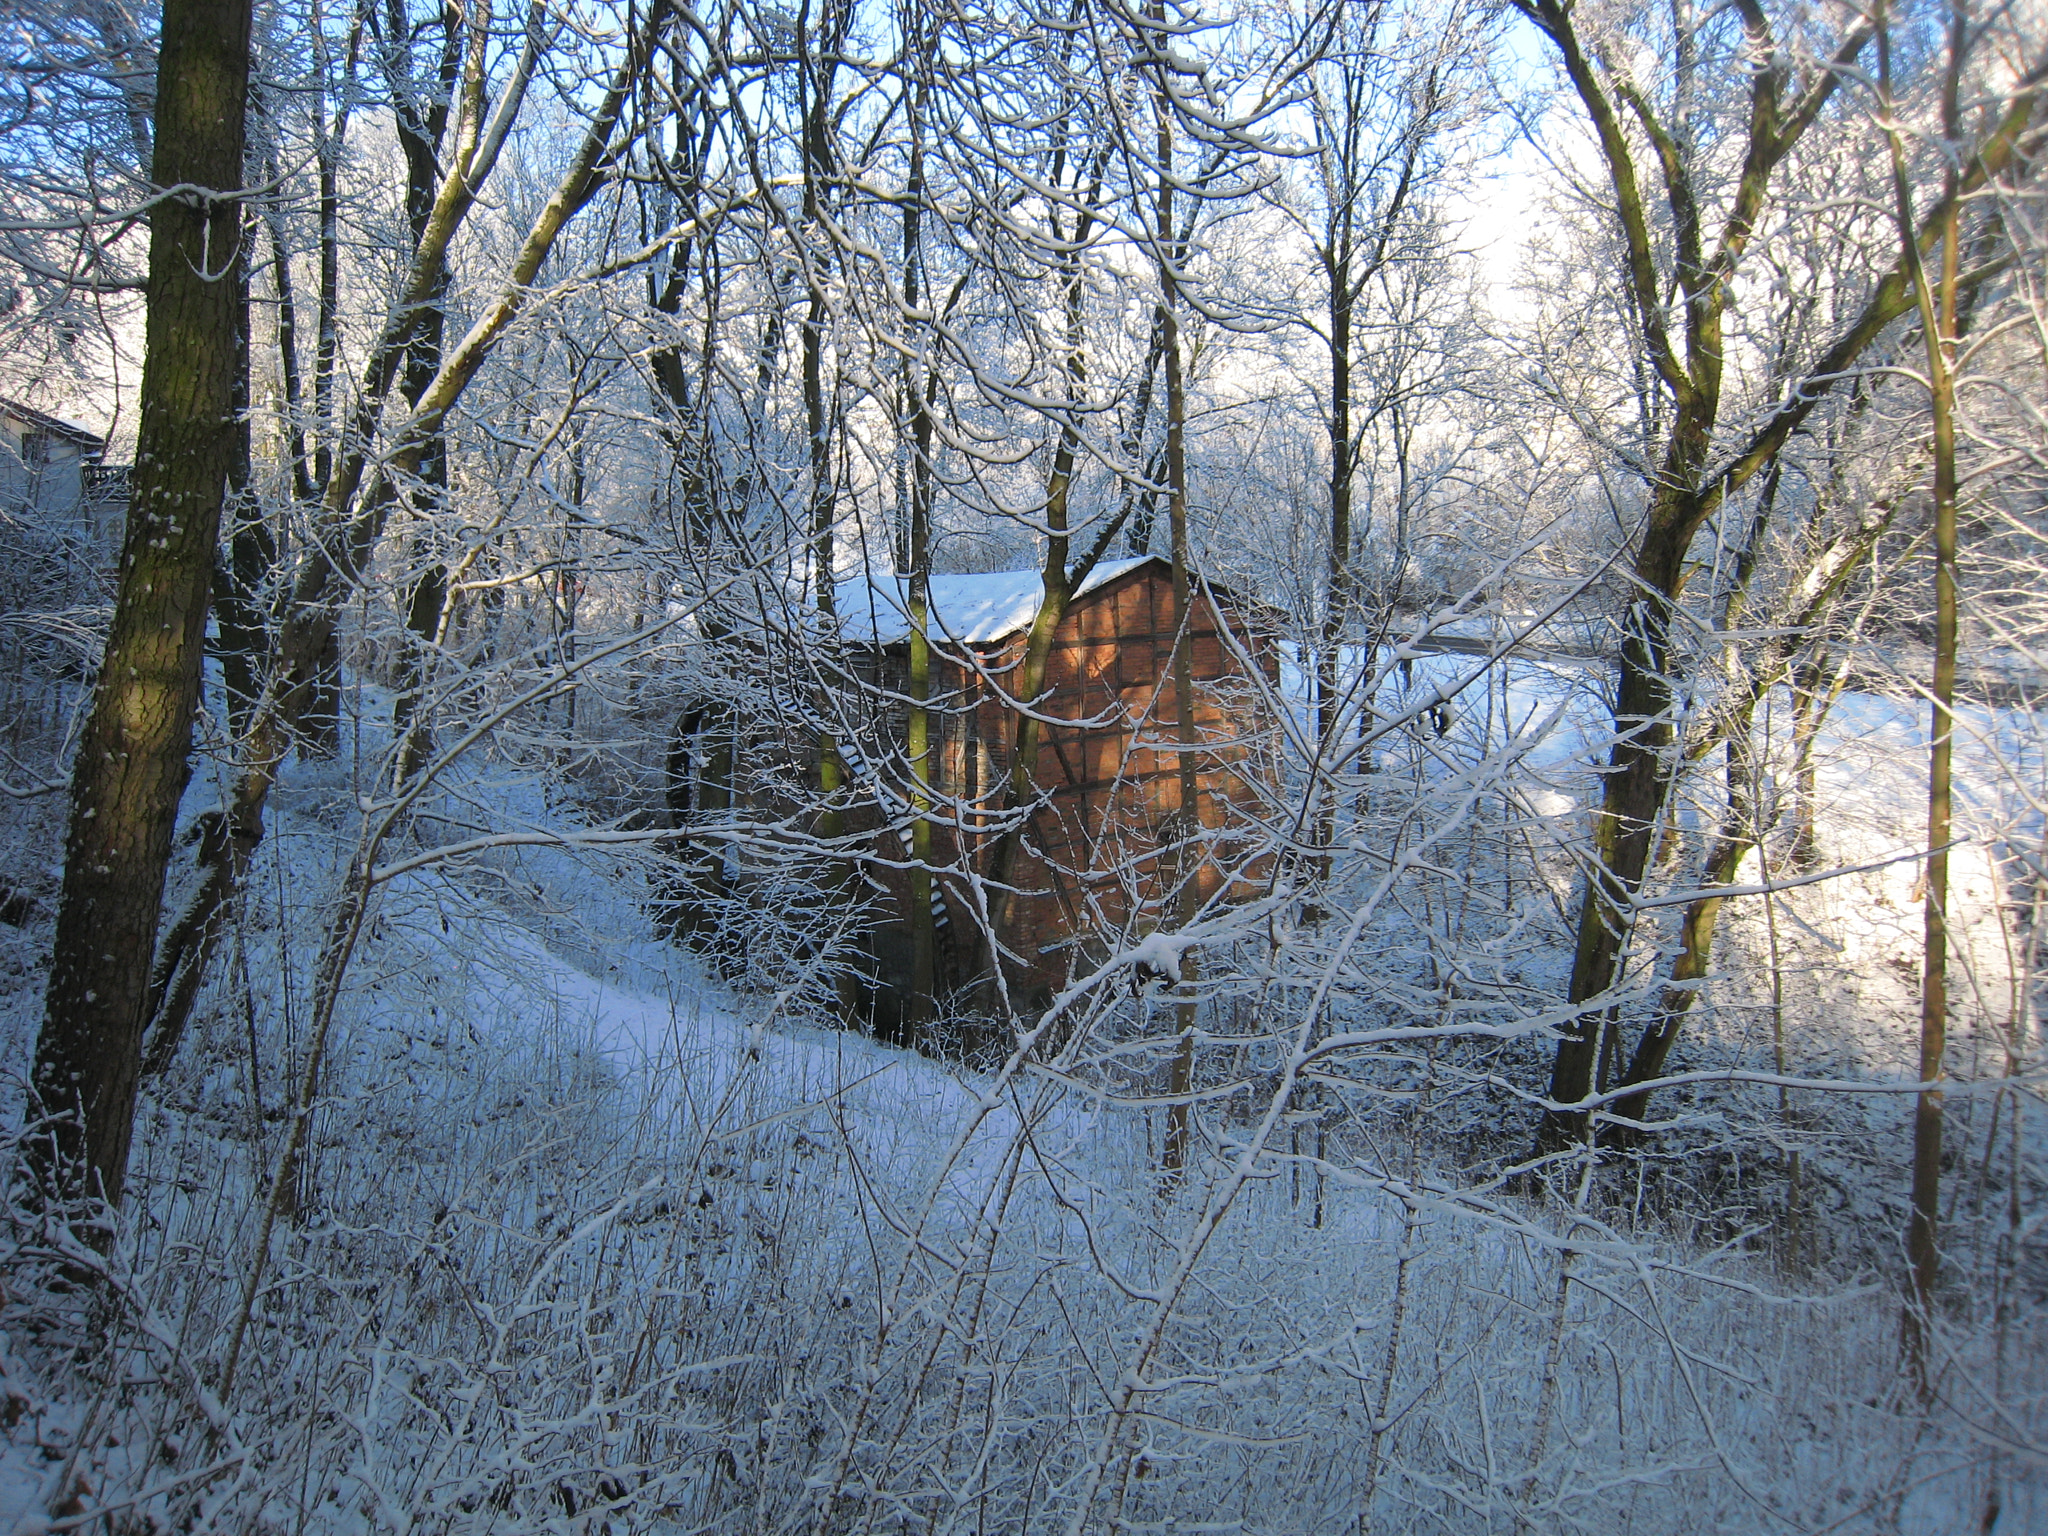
(0, 688), (2038, 1536)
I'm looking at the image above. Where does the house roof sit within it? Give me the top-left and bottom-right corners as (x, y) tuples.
(834, 556), (1156, 645)
(0, 396), (106, 451)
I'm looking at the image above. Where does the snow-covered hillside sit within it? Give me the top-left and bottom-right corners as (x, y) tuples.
(0, 669), (2038, 1534)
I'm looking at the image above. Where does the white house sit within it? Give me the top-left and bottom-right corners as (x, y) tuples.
(0, 397), (126, 568)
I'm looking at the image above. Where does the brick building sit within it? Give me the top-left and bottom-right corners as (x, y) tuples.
(834, 555), (1281, 1016)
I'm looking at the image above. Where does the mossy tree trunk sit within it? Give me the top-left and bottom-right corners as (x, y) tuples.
(126, 0), (668, 1090)
(1885, 0), (1964, 1387)
(973, 131), (1119, 1013)
(1511, 0), (2039, 1151)
(31, 0), (254, 1207)
(1607, 490), (1900, 1128)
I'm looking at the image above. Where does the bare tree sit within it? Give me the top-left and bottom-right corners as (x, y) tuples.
(133, 0), (712, 1101)
(1511, 0), (2045, 1151)
(1262, 0), (1480, 903)
(30, 0), (254, 1206)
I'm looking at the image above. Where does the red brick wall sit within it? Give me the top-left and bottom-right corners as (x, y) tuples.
(839, 564), (1277, 1016)
(948, 565), (1278, 1000)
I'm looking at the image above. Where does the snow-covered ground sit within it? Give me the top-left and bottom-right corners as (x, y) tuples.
(0, 657), (2039, 1533)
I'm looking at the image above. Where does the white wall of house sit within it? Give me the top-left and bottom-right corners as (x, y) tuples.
(0, 403), (122, 577)
(0, 427), (86, 513)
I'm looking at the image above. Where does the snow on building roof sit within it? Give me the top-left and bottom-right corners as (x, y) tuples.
(0, 396), (106, 450)
(834, 556), (1156, 646)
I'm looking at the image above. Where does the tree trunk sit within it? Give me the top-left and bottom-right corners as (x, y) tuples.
(1156, 78), (1202, 1178)
(794, 0), (862, 1020)
(1786, 653), (1826, 870)
(901, 96), (938, 1044)
(1605, 480), (1900, 1128)
(29, 0), (253, 1207)
(641, 149), (732, 946)
(975, 566), (1072, 1010)
(1606, 731), (1760, 1129)
(217, 215), (267, 738)
(664, 706), (728, 940)
(387, 26), (460, 786)
(1535, 489), (1701, 1150)
(1511, 0), (1921, 1157)
(297, 68), (353, 758)
(1891, 0), (1964, 1384)
(1312, 221), (1353, 908)
(973, 143), (1116, 1013)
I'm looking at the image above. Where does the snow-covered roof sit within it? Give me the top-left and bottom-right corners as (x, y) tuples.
(0, 396), (106, 450)
(834, 556), (1155, 646)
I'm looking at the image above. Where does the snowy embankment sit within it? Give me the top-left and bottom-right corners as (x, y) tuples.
(0, 667), (2038, 1533)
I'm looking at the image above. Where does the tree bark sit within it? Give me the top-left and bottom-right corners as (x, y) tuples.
(1313, 198), (1354, 904)
(796, 0), (862, 1021)
(1888, 0), (1965, 1386)
(1303, 34), (1432, 905)
(384, 3), (463, 785)
(1525, 0), (2042, 1155)
(900, 70), (939, 1043)
(1514, 0), (1946, 1152)
(296, 36), (359, 758)
(1606, 485), (1901, 1125)
(216, 212), (267, 738)
(30, 0), (254, 1207)
(1155, 52), (1202, 1178)
(1536, 483), (1705, 1150)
